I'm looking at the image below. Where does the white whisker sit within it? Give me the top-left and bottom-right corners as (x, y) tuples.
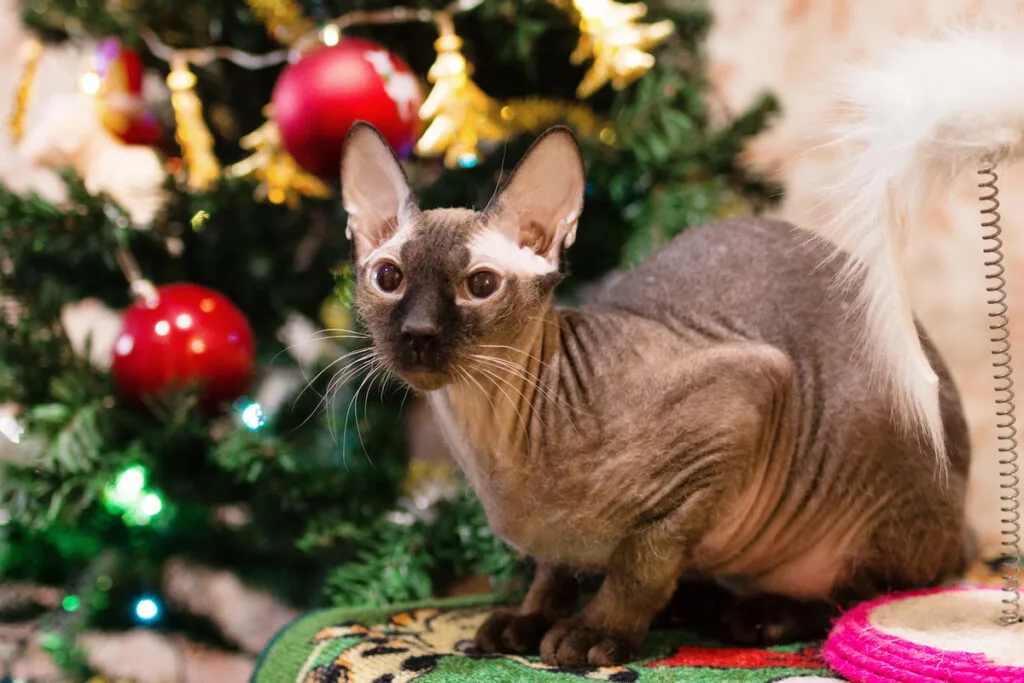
(470, 352), (579, 437)
(315, 353), (382, 441)
(342, 357), (388, 467)
(527, 314), (563, 335)
(289, 350), (379, 434)
(293, 346), (376, 409)
(299, 349), (377, 419)
(457, 363), (497, 415)
(271, 327), (371, 365)
(470, 353), (559, 409)
(470, 361), (534, 449)
(482, 139), (510, 214)
(476, 343), (552, 369)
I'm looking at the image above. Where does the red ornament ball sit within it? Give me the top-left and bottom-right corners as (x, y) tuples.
(90, 38), (163, 147)
(111, 284), (255, 410)
(271, 38), (423, 177)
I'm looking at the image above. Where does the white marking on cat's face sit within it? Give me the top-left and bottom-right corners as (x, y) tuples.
(468, 228), (556, 278)
(358, 220), (415, 269)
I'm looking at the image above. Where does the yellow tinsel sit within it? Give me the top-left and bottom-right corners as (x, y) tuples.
(565, 0), (673, 98)
(227, 107), (333, 208)
(499, 98), (616, 145)
(167, 57), (220, 192)
(8, 39), (42, 143)
(245, 0), (316, 45)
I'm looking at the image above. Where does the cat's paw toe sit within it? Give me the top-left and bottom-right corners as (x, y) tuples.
(540, 617), (637, 667)
(502, 612), (553, 653)
(474, 608), (518, 653)
(474, 608), (551, 654)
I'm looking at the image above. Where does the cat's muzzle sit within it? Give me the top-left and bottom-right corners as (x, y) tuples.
(394, 332), (452, 391)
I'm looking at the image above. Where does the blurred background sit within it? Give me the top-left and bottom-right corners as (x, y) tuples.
(0, 0), (1016, 680)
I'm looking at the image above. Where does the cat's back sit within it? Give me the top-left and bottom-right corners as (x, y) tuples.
(594, 215), (968, 477)
(595, 217), (851, 355)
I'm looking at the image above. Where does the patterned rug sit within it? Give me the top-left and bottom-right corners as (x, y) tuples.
(251, 594), (845, 683)
(252, 561), (1017, 682)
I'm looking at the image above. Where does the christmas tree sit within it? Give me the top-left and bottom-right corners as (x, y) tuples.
(0, 0), (780, 678)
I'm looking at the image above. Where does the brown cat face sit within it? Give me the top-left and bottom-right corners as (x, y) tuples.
(341, 123), (584, 391)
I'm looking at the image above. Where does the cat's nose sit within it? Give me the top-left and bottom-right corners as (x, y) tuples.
(401, 319), (441, 353)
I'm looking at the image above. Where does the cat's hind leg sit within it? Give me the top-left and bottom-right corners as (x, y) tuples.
(658, 581), (837, 645)
(719, 593), (839, 645)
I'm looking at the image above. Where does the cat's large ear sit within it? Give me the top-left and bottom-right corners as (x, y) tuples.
(486, 126), (585, 266)
(341, 122), (419, 259)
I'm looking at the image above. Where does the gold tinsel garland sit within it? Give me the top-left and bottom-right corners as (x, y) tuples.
(8, 39), (43, 143)
(244, 0), (315, 45)
(500, 98), (616, 144)
(167, 57), (221, 192)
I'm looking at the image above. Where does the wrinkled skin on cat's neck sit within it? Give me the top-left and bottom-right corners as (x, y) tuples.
(340, 122), (974, 667)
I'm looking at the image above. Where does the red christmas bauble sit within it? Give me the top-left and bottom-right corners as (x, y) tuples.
(111, 284), (255, 410)
(271, 38), (423, 177)
(90, 38), (164, 147)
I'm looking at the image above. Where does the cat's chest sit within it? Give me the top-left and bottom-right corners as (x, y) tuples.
(426, 392), (623, 566)
(478, 480), (623, 567)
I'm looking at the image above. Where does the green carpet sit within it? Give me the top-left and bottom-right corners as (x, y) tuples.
(252, 595), (843, 682)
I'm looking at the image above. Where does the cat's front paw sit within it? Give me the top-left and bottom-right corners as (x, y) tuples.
(474, 607), (553, 654)
(539, 615), (639, 667)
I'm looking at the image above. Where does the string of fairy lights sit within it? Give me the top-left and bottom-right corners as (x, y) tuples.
(9, 0), (672, 203)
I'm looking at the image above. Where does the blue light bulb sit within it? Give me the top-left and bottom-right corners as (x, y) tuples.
(240, 402), (266, 430)
(134, 597), (160, 622)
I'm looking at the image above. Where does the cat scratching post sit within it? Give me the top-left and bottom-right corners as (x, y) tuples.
(822, 161), (1024, 680)
(823, 587), (1023, 681)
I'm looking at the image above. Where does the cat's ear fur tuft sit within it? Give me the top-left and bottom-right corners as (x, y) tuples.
(341, 122), (419, 259)
(486, 126), (585, 266)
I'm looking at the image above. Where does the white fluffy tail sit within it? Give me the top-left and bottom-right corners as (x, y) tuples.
(820, 26), (1024, 469)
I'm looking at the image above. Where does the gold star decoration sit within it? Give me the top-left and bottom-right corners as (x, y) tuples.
(226, 107), (333, 208)
(415, 33), (509, 169)
(567, 0), (673, 98)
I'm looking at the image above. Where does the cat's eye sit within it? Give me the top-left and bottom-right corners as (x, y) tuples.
(374, 262), (404, 294)
(466, 270), (501, 299)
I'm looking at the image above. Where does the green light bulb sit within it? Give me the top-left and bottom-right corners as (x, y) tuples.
(62, 594), (80, 612)
(140, 493), (163, 516)
(115, 465), (146, 498)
